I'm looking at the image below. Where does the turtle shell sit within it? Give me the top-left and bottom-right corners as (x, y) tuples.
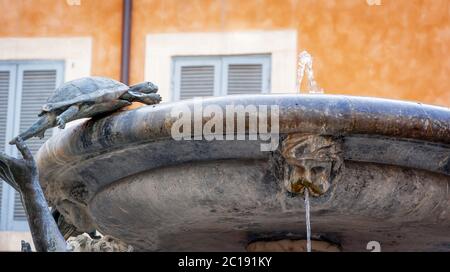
(41, 77), (129, 114)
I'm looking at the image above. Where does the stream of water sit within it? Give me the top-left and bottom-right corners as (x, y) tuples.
(297, 50), (324, 252)
(304, 189), (312, 252)
(297, 51), (324, 94)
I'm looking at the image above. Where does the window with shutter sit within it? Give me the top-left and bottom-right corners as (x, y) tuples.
(0, 66), (15, 229)
(173, 55), (270, 101)
(0, 61), (63, 231)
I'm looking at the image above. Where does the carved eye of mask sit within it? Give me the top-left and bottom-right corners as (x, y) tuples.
(308, 165), (331, 194)
(310, 165), (326, 182)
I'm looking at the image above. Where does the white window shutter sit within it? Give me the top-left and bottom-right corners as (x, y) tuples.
(0, 71), (9, 150)
(173, 57), (221, 101)
(227, 64), (264, 95)
(222, 55), (271, 95)
(12, 68), (59, 222)
(0, 68), (13, 226)
(12, 194), (25, 221)
(0, 179), (2, 223)
(18, 70), (58, 153)
(179, 65), (215, 100)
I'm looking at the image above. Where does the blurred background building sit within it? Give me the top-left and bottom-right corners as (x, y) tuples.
(0, 0), (448, 250)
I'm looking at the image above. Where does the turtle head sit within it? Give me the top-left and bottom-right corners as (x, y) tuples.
(129, 81), (158, 94)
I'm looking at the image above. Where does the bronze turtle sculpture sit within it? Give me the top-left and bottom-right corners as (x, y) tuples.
(10, 77), (161, 144)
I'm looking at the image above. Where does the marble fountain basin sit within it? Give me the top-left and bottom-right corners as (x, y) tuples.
(36, 95), (450, 251)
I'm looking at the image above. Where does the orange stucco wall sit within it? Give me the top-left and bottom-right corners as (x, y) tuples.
(1, 0), (449, 106)
(0, 0), (123, 79)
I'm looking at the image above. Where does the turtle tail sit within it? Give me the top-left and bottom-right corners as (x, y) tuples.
(9, 113), (57, 145)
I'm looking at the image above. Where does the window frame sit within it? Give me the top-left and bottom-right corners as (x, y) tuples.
(172, 54), (271, 101)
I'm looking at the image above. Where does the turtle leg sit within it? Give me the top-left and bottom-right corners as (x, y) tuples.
(123, 91), (162, 105)
(128, 81), (158, 94)
(56, 105), (80, 129)
(9, 112), (57, 144)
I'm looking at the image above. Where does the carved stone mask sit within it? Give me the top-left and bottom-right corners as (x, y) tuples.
(282, 133), (343, 196)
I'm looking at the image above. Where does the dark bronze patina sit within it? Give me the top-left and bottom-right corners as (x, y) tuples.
(33, 94), (450, 251)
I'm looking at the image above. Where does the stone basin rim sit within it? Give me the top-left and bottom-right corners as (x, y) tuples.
(37, 94), (450, 163)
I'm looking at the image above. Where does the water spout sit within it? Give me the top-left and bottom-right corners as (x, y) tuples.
(297, 51), (324, 94)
